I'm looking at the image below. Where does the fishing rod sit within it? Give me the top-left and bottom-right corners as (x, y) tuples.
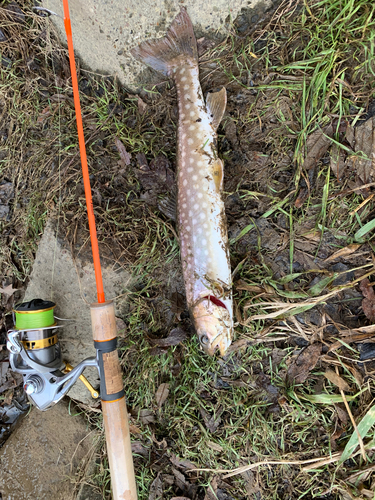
(6, 2), (138, 499)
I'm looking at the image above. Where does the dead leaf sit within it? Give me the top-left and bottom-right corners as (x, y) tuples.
(324, 244), (361, 263)
(349, 115), (375, 184)
(324, 369), (352, 392)
(115, 317), (126, 337)
(155, 383), (169, 407)
(170, 291), (185, 321)
(169, 454), (197, 470)
(207, 441), (223, 452)
(149, 474), (163, 500)
(37, 106), (51, 123)
(149, 328), (187, 348)
(129, 424), (142, 434)
(197, 36), (216, 56)
(330, 143), (347, 181)
(303, 125), (334, 171)
(137, 96), (147, 115)
(0, 284), (19, 297)
(171, 468), (197, 498)
(199, 406), (223, 433)
(287, 343), (322, 384)
(131, 441), (149, 456)
(360, 278), (375, 322)
(130, 408), (155, 424)
(115, 137), (131, 166)
(334, 404), (349, 426)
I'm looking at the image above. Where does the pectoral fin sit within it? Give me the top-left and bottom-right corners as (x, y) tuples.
(206, 87), (227, 131)
(211, 158), (224, 192)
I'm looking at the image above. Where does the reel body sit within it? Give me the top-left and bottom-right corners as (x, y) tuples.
(7, 299), (99, 410)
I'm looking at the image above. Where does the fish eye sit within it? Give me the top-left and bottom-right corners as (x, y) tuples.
(199, 334), (209, 346)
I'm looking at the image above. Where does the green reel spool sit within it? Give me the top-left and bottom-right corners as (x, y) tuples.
(14, 299), (56, 330)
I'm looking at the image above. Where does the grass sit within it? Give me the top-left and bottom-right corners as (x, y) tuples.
(1, 0), (375, 499)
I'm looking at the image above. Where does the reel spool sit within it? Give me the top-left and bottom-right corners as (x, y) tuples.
(7, 298), (99, 410)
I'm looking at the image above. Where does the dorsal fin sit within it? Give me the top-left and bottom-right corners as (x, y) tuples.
(206, 88), (227, 131)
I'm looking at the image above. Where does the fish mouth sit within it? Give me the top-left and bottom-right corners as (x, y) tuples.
(198, 331), (230, 356)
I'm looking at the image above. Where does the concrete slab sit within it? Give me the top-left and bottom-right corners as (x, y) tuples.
(42, 0), (274, 88)
(24, 219), (132, 404)
(0, 400), (96, 500)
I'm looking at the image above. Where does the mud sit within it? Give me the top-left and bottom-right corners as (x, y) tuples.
(0, 399), (96, 500)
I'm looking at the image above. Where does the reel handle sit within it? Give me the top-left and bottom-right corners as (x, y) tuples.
(90, 301), (137, 500)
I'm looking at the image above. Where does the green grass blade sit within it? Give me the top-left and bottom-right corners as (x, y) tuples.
(339, 404), (375, 464)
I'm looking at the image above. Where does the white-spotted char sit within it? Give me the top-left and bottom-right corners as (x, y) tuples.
(131, 7), (233, 355)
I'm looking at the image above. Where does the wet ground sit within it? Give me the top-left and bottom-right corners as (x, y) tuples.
(1, 0), (375, 499)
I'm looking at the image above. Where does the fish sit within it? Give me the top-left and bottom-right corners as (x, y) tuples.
(131, 7), (233, 356)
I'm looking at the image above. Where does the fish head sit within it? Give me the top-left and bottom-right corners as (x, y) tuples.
(190, 297), (232, 356)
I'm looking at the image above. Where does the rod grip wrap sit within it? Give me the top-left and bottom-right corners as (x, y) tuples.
(95, 338), (125, 402)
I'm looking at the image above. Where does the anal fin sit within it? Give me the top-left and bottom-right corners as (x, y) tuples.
(206, 87), (227, 131)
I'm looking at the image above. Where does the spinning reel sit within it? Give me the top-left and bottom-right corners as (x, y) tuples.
(7, 298), (99, 410)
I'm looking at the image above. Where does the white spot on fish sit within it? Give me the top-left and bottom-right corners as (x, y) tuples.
(184, 85), (189, 90)
(182, 203), (187, 208)
(186, 226), (191, 231)
(192, 175), (198, 181)
(187, 167), (193, 173)
(187, 189), (191, 195)
(194, 203), (199, 210)
(190, 111), (195, 117)
(190, 158), (194, 164)
(180, 67), (185, 74)
(181, 76), (187, 81)
(197, 160), (204, 166)
(202, 202), (208, 208)
(183, 179), (188, 186)
(203, 223), (208, 228)
(193, 184), (198, 189)
(182, 133), (187, 140)
(180, 113), (185, 119)
(192, 218), (197, 224)
(200, 170), (206, 176)
(200, 213), (205, 220)
(188, 138), (194, 145)
(185, 104), (191, 109)
(197, 228), (202, 235)
(202, 238), (207, 245)
(188, 210), (193, 217)
(198, 192), (203, 198)
(189, 125), (195, 131)
(204, 249), (209, 255)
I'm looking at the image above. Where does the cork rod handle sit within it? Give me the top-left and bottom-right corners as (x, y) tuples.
(91, 301), (137, 500)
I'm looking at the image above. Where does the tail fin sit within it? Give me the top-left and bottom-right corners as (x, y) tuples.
(131, 7), (198, 77)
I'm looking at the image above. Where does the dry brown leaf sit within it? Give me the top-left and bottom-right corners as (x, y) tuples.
(207, 441), (223, 452)
(169, 454), (197, 470)
(129, 424), (142, 434)
(324, 244), (361, 263)
(0, 284), (19, 297)
(131, 441), (149, 456)
(149, 474), (163, 500)
(360, 278), (375, 322)
(149, 328), (187, 348)
(137, 96), (147, 115)
(287, 343), (322, 384)
(199, 406), (223, 433)
(115, 136), (131, 166)
(37, 106), (51, 123)
(155, 383), (169, 407)
(350, 116), (375, 184)
(303, 125), (334, 171)
(330, 143), (347, 181)
(324, 369), (351, 392)
(130, 408), (155, 424)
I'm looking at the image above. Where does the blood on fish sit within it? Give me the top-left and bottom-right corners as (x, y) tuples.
(208, 295), (227, 309)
